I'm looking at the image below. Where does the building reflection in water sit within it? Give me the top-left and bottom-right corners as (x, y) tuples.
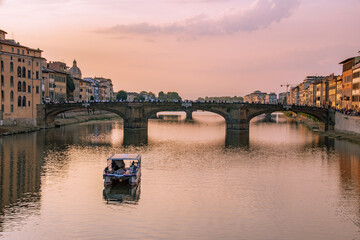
(335, 139), (360, 227)
(103, 183), (141, 204)
(0, 132), (44, 232)
(1, 113), (360, 238)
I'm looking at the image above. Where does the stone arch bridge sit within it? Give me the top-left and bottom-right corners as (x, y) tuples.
(37, 102), (335, 145)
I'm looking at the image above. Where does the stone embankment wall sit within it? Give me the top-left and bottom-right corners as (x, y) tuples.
(335, 112), (360, 134)
(0, 110), (120, 136)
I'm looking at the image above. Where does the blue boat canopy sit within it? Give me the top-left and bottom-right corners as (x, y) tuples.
(107, 154), (141, 161)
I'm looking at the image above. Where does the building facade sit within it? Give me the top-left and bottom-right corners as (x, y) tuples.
(352, 63), (360, 109)
(0, 29), (43, 125)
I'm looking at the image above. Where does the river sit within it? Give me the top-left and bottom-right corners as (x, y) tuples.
(0, 112), (360, 240)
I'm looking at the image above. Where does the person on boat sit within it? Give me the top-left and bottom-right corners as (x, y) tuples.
(117, 160), (126, 174)
(112, 162), (119, 172)
(129, 161), (136, 173)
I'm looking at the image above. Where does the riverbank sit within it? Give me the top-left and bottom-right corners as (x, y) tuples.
(285, 112), (360, 145)
(0, 112), (120, 136)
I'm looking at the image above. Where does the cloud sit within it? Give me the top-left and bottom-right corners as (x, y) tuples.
(99, 0), (300, 37)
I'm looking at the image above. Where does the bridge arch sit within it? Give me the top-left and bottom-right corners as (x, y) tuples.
(246, 105), (329, 126)
(144, 105), (230, 122)
(42, 104), (126, 127)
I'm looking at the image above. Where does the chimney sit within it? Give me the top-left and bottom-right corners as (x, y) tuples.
(0, 29), (7, 41)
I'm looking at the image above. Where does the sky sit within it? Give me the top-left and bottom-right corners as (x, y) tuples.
(0, 0), (359, 99)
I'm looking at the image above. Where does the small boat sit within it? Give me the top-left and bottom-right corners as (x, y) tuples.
(103, 154), (141, 186)
(103, 183), (140, 204)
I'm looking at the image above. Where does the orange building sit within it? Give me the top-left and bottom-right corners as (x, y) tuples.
(0, 29), (44, 125)
(339, 56), (360, 109)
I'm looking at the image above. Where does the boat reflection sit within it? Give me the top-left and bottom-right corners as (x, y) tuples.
(103, 182), (141, 204)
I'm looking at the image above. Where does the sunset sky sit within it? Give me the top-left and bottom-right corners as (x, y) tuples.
(1, 0), (359, 99)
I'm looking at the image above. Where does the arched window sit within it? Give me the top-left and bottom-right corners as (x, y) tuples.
(22, 81), (26, 92)
(10, 76), (14, 87)
(22, 96), (26, 107)
(22, 67), (26, 78)
(10, 91), (14, 102)
(1, 60), (3, 72)
(17, 66), (21, 77)
(17, 81), (21, 92)
(10, 62), (14, 73)
(18, 96), (21, 107)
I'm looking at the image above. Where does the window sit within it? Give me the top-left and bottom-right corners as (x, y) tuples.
(1, 75), (3, 86)
(354, 72), (360, 79)
(18, 58), (21, 62)
(10, 62), (14, 72)
(27, 50), (29, 55)
(36, 62), (39, 67)
(17, 49), (20, 54)
(10, 91), (14, 102)
(11, 104), (13, 113)
(1, 104), (3, 112)
(36, 86), (39, 94)
(11, 47), (14, 52)
(22, 81), (26, 92)
(28, 61), (31, 66)
(18, 96), (21, 107)
(0, 60), (3, 72)
(28, 85), (31, 93)
(36, 71), (39, 79)
(28, 101), (30, 107)
(17, 81), (21, 92)
(22, 67), (26, 78)
(17, 66), (21, 77)
(28, 70), (31, 79)
(10, 76), (14, 87)
(1, 90), (4, 101)
(22, 96), (26, 107)
(22, 50), (24, 54)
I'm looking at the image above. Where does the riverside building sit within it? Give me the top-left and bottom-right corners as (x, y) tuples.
(0, 29), (43, 125)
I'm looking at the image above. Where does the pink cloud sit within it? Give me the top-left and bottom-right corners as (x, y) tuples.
(99, 0), (300, 36)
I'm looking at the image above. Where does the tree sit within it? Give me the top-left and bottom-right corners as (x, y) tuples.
(166, 92), (181, 101)
(158, 91), (165, 100)
(66, 75), (75, 97)
(116, 90), (127, 100)
(138, 95), (145, 101)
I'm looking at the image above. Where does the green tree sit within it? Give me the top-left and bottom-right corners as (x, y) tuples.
(116, 90), (127, 100)
(166, 92), (181, 101)
(66, 75), (75, 97)
(158, 91), (165, 100)
(138, 95), (145, 101)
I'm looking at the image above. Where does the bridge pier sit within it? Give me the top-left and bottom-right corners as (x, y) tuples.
(123, 128), (148, 146)
(225, 117), (250, 147)
(185, 109), (193, 121)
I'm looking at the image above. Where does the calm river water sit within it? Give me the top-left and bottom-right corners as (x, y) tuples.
(1, 113), (360, 240)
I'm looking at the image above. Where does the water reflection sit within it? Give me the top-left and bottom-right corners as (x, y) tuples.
(0, 133), (43, 233)
(1, 114), (360, 239)
(103, 183), (141, 204)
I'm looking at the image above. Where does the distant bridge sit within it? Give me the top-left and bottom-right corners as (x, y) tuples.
(36, 102), (335, 146)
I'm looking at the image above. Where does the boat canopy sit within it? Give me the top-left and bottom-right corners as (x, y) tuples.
(107, 154), (141, 161)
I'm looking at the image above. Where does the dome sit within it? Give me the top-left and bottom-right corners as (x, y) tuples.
(69, 59), (82, 79)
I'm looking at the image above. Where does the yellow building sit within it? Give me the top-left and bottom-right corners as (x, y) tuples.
(328, 77), (337, 108)
(42, 68), (55, 102)
(339, 56), (360, 109)
(336, 76), (342, 108)
(352, 63), (360, 109)
(0, 29), (43, 125)
(79, 79), (92, 101)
